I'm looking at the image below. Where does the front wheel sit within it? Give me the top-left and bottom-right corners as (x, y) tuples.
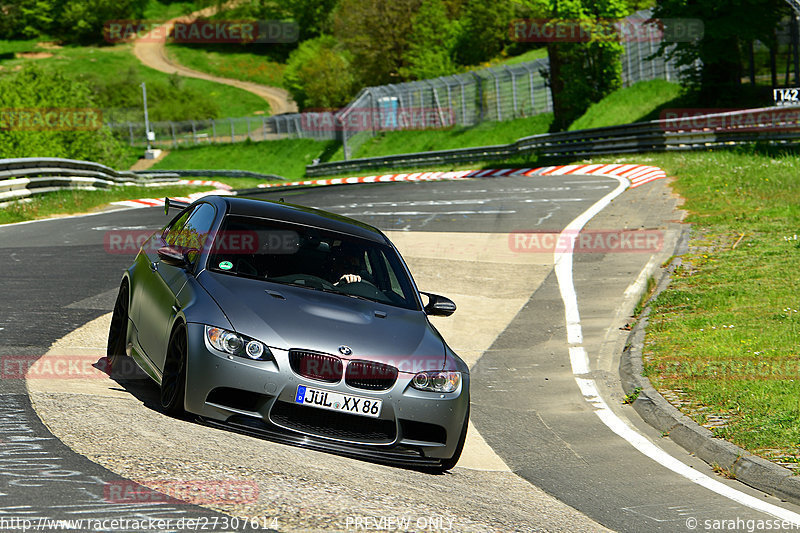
(438, 405), (470, 472)
(161, 324), (188, 416)
(106, 282), (129, 374)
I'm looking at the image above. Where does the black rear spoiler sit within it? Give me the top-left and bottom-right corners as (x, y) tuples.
(164, 197), (191, 215)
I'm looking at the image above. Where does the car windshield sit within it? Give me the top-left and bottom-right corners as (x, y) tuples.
(206, 214), (419, 310)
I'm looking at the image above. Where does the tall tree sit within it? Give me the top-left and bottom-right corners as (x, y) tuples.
(401, 0), (459, 79)
(653, 0), (788, 103)
(331, 0), (423, 86)
(454, 0), (514, 65)
(515, 0), (629, 131)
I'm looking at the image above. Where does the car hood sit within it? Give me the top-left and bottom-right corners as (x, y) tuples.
(197, 271), (446, 371)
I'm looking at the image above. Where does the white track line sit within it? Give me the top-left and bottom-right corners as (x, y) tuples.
(554, 175), (800, 523)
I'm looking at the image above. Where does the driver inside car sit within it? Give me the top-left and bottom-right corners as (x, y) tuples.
(329, 247), (369, 286)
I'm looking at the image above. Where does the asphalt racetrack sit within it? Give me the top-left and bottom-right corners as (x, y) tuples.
(2, 174), (799, 532)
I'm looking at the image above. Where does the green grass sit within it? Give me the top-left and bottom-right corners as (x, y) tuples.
(491, 47), (548, 66)
(0, 184), (214, 225)
(0, 39), (45, 56)
(151, 138), (338, 180)
(623, 149), (800, 468)
(0, 44), (270, 118)
(328, 114), (553, 161)
(142, 0), (207, 20)
(165, 43), (285, 88)
(568, 79), (683, 131)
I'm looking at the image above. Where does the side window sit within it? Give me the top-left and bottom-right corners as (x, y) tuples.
(164, 203), (217, 262)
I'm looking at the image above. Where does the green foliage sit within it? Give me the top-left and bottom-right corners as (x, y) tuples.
(400, 0), (459, 79)
(514, 0), (630, 131)
(0, 66), (128, 166)
(332, 0), (422, 85)
(0, 0), (55, 39)
(453, 0), (514, 66)
(652, 0), (788, 103)
(0, 0), (148, 43)
(284, 36), (356, 110)
(84, 68), (221, 122)
(284, 0), (339, 40)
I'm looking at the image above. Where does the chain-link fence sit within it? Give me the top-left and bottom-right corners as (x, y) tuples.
(112, 9), (682, 158)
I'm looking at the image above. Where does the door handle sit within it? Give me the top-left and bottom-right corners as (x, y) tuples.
(150, 261), (158, 272)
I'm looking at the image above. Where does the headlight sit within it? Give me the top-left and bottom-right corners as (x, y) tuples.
(205, 326), (271, 361)
(410, 371), (460, 393)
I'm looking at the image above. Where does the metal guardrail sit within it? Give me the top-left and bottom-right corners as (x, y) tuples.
(306, 107), (800, 177)
(133, 169), (286, 181)
(0, 158), (286, 205)
(0, 158), (182, 203)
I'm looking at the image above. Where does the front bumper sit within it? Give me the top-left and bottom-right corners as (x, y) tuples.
(183, 323), (470, 463)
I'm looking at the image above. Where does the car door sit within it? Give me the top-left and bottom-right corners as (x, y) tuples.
(136, 202), (217, 372)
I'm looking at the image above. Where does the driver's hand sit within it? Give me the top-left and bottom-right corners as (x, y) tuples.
(335, 274), (362, 285)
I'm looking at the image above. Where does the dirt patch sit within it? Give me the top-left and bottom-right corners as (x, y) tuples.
(37, 41), (63, 50)
(15, 51), (53, 59)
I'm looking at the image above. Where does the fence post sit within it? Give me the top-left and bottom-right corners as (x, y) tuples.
(229, 118), (235, 142)
(505, 66), (518, 117)
(211, 119), (217, 143)
(128, 122), (134, 146)
(471, 72), (484, 124)
(171, 122), (177, 147)
(262, 116), (267, 140)
(487, 68), (501, 121)
(191, 121), (197, 144)
(246, 117), (251, 140)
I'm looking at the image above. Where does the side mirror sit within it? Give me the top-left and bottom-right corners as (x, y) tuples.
(421, 292), (456, 317)
(157, 245), (196, 268)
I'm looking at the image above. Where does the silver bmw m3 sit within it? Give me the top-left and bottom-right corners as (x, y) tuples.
(107, 194), (470, 470)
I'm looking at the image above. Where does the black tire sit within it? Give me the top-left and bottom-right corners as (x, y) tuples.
(106, 282), (129, 374)
(161, 324), (188, 416)
(438, 405), (470, 472)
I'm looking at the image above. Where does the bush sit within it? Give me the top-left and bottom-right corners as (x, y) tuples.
(0, 66), (129, 167)
(284, 36), (357, 110)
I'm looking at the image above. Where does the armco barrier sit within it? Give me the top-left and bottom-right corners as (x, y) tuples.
(0, 158), (182, 204)
(306, 106), (800, 177)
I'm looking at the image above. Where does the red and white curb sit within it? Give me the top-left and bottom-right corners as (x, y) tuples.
(111, 165), (667, 208)
(111, 180), (233, 208)
(257, 164), (667, 190)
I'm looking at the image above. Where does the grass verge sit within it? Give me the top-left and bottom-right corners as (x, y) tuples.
(165, 43), (285, 88)
(614, 149), (800, 471)
(0, 184), (215, 225)
(568, 79), (683, 131)
(150, 138), (338, 180)
(328, 114), (553, 161)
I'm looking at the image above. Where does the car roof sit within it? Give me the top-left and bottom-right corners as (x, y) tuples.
(210, 195), (389, 244)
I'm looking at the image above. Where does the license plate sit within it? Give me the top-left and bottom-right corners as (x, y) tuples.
(294, 385), (382, 418)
